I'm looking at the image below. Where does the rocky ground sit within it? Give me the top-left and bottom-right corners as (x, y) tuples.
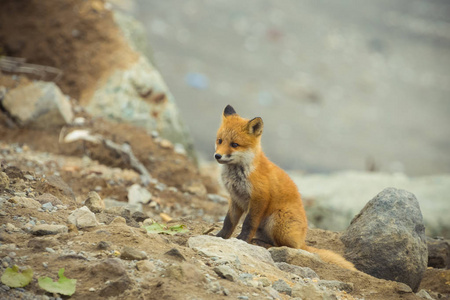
(0, 112), (449, 300)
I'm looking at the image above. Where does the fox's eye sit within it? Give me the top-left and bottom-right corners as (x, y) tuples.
(218, 139), (222, 144)
(231, 143), (239, 148)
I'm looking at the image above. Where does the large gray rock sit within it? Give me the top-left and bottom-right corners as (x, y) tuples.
(289, 171), (450, 238)
(341, 187), (428, 291)
(2, 81), (73, 128)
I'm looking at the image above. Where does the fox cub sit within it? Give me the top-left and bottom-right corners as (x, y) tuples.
(214, 105), (355, 271)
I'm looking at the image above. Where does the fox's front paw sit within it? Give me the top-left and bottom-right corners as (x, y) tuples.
(216, 230), (228, 239)
(236, 233), (250, 242)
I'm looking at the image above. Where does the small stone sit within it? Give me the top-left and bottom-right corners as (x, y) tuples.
(164, 248), (186, 261)
(136, 260), (155, 272)
(237, 296), (249, 300)
(396, 282), (413, 294)
(174, 143), (186, 155)
(213, 265), (238, 282)
(45, 247), (56, 253)
(98, 241), (110, 250)
(89, 287), (96, 292)
(257, 277), (271, 287)
(31, 224), (68, 236)
(127, 184), (152, 205)
(272, 279), (292, 296)
(42, 202), (54, 211)
(120, 246), (148, 260)
(159, 139), (173, 149)
(68, 206), (99, 229)
(159, 212), (172, 222)
(84, 191), (105, 213)
(131, 211), (148, 222)
(24, 174), (35, 181)
(110, 216), (127, 225)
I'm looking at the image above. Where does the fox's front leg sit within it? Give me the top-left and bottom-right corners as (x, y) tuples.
(216, 202), (243, 239)
(236, 202), (266, 243)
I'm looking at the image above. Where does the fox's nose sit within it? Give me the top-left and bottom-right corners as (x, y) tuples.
(214, 153), (222, 160)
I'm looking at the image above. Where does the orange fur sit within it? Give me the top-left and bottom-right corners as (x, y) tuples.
(214, 105), (356, 271)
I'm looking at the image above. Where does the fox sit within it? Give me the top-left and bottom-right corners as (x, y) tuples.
(214, 105), (356, 271)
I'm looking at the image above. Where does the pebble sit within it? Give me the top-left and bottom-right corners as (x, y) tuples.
(120, 247), (148, 260)
(24, 174), (35, 181)
(213, 265), (238, 282)
(272, 279), (292, 296)
(45, 248), (56, 253)
(43, 262), (48, 268)
(42, 202), (54, 211)
(237, 296), (249, 300)
(89, 287), (96, 292)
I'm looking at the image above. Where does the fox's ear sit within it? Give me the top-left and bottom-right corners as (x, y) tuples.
(223, 105), (237, 117)
(247, 117), (263, 136)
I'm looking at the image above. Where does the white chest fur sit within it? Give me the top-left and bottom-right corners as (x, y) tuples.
(222, 163), (252, 211)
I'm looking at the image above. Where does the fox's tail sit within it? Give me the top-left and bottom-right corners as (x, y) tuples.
(304, 246), (357, 271)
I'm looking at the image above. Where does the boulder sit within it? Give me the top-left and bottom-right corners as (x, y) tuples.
(2, 81), (73, 128)
(289, 171), (450, 238)
(341, 187), (428, 291)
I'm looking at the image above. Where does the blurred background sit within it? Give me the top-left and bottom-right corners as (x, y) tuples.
(126, 0), (450, 176)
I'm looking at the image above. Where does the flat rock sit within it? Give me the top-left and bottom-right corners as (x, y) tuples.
(31, 224), (68, 236)
(341, 187), (428, 292)
(120, 246), (148, 260)
(188, 236), (274, 271)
